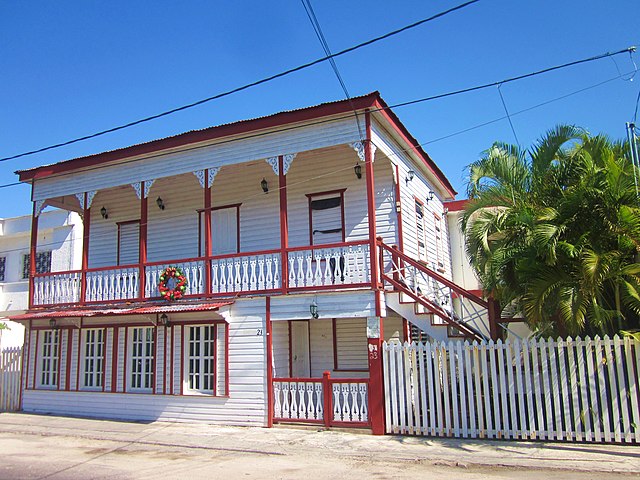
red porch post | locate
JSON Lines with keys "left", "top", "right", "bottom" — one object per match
{"left": 364, "top": 111, "right": 379, "bottom": 289}
{"left": 139, "top": 182, "right": 148, "bottom": 300}
{"left": 28, "top": 202, "right": 39, "bottom": 309}
{"left": 278, "top": 155, "right": 289, "bottom": 294}
{"left": 488, "top": 296, "right": 501, "bottom": 341}
{"left": 204, "top": 170, "right": 212, "bottom": 294}
{"left": 368, "top": 314, "right": 385, "bottom": 435}
{"left": 322, "top": 371, "right": 332, "bottom": 428}
{"left": 80, "top": 192, "right": 90, "bottom": 304}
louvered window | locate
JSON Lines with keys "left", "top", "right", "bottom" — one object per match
{"left": 333, "top": 318, "right": 368, "bottom": 371}
{"left": 118, "top": 221, "right": 140, "bottom": 265}
{"left": 308, "top": 191, "right": 345, "bottom": 245}
{"left": 415, "top": 200, "right": 427, "bottom": 261}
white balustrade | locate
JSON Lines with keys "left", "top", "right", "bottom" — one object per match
{"left": 211, "top": 252, "right": 280, "bottom": 294}
{"left": 273, "top": 380, "right": 324, "bottom": 421}
{"left": 332, "top": 381, "right": 369, "bottom": 423}
{"left": 145, "top": 260, "right": 205, "bottom": 298}
{"left": 287, "top": 243, "right": 370, "bottom": 289}
{"left": 85, "top": 267, "right": 139, "bottom": 302}
{"left": 32, "top": 272, "right": 82, "bottom": 306}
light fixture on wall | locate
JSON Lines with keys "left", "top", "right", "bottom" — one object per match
{"left": 49, "top": 318, "right": 57, "bottom": 329}
{"left": 159, "top": 313, "right": 170, "bottom": 327}
{"left": 156, "top": 197, "right": 165, "bottom": 210}
{"left": 405, "top": 170, "right": 415, "bottom": 184}
{"left": 100, "top": 206, "right": 108, "bottom": 219}
{"left": 425, "top": 191, "right": 435, "bottom": 203}
{"left": 353, "top": 163, "right": 362, "bottom": 179}
{"left": 261, "top": 178, "right": 269, "bottom": 193}
{"left": 310, "top": 300, "right": 319, "bottom": 319}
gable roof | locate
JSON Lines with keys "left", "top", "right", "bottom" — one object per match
{"left": 16, "top": 92, "right": 455, "bottom": 196}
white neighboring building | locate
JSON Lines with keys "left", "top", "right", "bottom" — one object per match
{"left": 0, "top": 210, "right": 83, "bottom": 347}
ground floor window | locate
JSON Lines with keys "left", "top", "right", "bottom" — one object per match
{"left": 185, "top": 325, "right": 216, "bottom": 394}
{"left": 82, "top": 329, "right": 104, "bottom": 389}
{"left": 129, "top": 327, "right": 154, "bottom": 392}
{"left": 39, "top": 330, "right": 59, "bottom": 388}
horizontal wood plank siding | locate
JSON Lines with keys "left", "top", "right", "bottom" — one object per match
{"left": 270, "top": 291, "right": 376, "bottom": 321}
{"left": 33, "top": 117, "right": 364, "bottom": 201}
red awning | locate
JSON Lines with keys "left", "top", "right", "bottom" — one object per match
{"left": 9, "top": 301, "right": 234, "bottom": 321}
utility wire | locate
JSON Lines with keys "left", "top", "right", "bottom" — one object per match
{"left": 1, "top": 70, "right": 633, "bottom": 254}
{"left": 0, "top": 49, "right": 635, "bottom": 193}
{"left": 0, "top": 0, "right": 481, "bottom": 163}
{"left": 300, "top": 0, "right": 365, "bottom": 141}
{"left": 497, "top": 84, "right": 520, "bottom": 147}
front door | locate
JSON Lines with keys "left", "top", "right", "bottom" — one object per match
{"left": 290, "top": 321, "right": 310, "bottom": 377}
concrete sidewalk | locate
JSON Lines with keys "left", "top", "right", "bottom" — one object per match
{"left": 0, "top": 413, "right": 638, "bottom": 478}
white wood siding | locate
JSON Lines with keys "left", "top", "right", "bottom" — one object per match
{"left": 156, "top": 327, "right": 165, "bottom": 394}
{"left": 270, "top": 291, "right": 376, "bottom": 321}
{"left": 335, "top": 318, "right": 368, "bottom": 371}
{"left": 22, "top": 299, "right": 268, "bottom": 426}
{"left": 27, "top": 329, "right": 36, "bottom": 389}
{"left": 69, "top": 329, "right": 79, "bottom": 391}
{"left": 59, "top": 329, "right": 68, "bottom": 389}
{"left": 104, "top": 328, "right": 113, "bottom": 392}
{"left": 33, "top": 116, "right": 364, "bottom": 201}
{"left": 384, "top": 316, "right": 404, "bottom": 343}
{"left": 116, "top": 327, "right": 125, "bottom": 392}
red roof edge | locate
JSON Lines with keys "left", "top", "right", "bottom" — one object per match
{"left": 17, "top": 93, "right": 382, "bottom": 182}
{"left": 372, "top": 97, "right": 457, "bottom": 198}
{"left": 444, "top": 199, "right": 469, "bottom": 212}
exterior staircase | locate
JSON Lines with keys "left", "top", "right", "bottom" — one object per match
{"left": 377, "top": 240, "right": 496, "bottom": 342}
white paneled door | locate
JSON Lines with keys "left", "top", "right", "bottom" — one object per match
{"left": 290, "top": 321, "right": 310, "bottom": 377}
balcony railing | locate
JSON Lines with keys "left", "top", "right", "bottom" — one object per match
{"left": 30, "top": 240, "right": 371, "bottom": 307}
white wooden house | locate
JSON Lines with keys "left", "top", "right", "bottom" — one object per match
{"left": 11, "top": 93, "right": 498, "bottom": 433}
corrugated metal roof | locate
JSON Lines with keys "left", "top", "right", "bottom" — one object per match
{"left": 9, "top": 301, "right": 233, "bottom": 321}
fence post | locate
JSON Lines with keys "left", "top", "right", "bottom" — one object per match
{"left": 323, "top": 371, "right": 332, "bottom": 428}
{"left": 488, "top": 297, "right": 501, "bottom": 341}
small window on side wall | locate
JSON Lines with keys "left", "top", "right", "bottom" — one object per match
{"left": 0, "top": 256, "right": 5, "bottom": 282}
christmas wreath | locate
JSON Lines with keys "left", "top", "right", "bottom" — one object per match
{"left": 158, "top": 266, "right": 188, "bottom": 301}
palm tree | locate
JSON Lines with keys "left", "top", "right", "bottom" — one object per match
{"left": 462, "top": 126, "right": 640, "bottom": 337}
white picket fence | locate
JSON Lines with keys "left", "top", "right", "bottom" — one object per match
{"left": 383, "top": 336, "right": 640, "bottom": 443}
{"left": 0, "top": 347, "right": 22, "bottom": 411}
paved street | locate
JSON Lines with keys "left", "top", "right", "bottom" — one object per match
{"left": 0, "top": 413, "right": 638, "bottom": 479}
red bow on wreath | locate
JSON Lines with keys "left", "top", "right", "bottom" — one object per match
{"left": 158, "top": 266, "right": 188, "bottom": 301}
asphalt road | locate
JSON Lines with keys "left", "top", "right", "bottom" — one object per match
{"left": 0, "top": 413, "right": 638, "bottom": 479}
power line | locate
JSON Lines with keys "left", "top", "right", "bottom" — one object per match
{"left": 300, "top": 0, "right": 365, "bottom": 141}
{"left": 0, "top": 49, "right": 634, "bottom": 194}
{"left": 0, "top": 71, "right": 633, "bottom": 255}
{"left": 0, "top": 0, "right": 481, "bottom": 163}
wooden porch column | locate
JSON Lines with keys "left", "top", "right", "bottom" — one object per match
{"left": 367, "top": 315, "right": 385, "bottom": 435}
{"left": 364, "top": 111, "right": 379, "bottom": 290}
{"left": 139, "top": 182, "right": 148, "bottom": 300}
{"left": 278, "top": 155, "right": 289, "bottom": 294}
{"left": 28, "top": 202, "right": 39, "bottom": 309}
{"left": 266, "top": 297, "right": 274, "bottom": 427}
{"left": 80, "top": 192, "right": 90, "bottom": 305}
{"left": 204, "top": 169, "right": 213, "bottom": 294}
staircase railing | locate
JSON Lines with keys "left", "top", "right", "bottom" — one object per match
{"left": 377, "top": 240, "right": 490, "bottom": 341}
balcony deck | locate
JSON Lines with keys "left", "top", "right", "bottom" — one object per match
{"left": 31, "top": 240, "right": 371, "bottom": 307}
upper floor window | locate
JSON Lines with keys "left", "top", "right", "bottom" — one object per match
{"left": 129, "top": 327, "right": 155, "bottom": 392}
{"left": 38, "top": 330, "right": 59, "bottom": 388}
{"left": 0, "top": 256, "right": 5, "bottom": 282}
{"left": 22, "top": 251, "right": 52, "bottom": 279}
{"left": 117, "top": 221, "right": 140, "bottom": 265}
{"left": 307, "top": 190, "right": 346, "bottom": 245}
{"left": 82, "top": 328, "right": 104, "bottom": 389}
{"left": 198, "top": 205, "right": 240, "bottom": 257}
{"left": 415, "top": 200, "right": 427, "bottom": 262}
{"left": 433, "top": 213, "right": 445, "bottom": 272}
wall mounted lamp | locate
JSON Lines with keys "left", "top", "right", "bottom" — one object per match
{"left": 156, "top": 197, "right": 165, "bottom": 210}
{"left": 353, "top": 163, "right": 362, "bottom": 179}
{"left": 261, "top": 178, "right": 269, "bottom": 193}
{"left": 159, "top": 313, "right": 170, "bottom": 327}
{"left": 405, "top": 170, "right": 415, "bottom": 184}
{"left": 100, "top": 206, "right": 108, "bottom": 219}
{"left": 425, "top": 191, "right": 435, "bottom": 203}
{"left": 310, "top": 300, "right": 319, "bottom": 319}
{"left": 49, "top": 318, "right": 57, "bottom": 329}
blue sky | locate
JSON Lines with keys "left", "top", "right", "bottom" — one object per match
{"left": 1, "top": 1, "right": 638, "bottom": 217}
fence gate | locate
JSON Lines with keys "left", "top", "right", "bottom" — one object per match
{"left": 0, "top": 347, "right": 22, "bottom": 411}
{"left": 382, "top": 336, "right": 640, "bottom": 443}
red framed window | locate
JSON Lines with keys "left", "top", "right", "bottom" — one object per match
{"left": 117, "top": 220, "right": 140, "bottom": 266}
{"left": 414, "top": 198, "right": 427, "bottom": 262}
{"left": 306, "top": 189, "right": 346, "bottom": 245}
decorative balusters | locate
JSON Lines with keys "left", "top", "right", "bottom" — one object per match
{"left": 210, "top": 252, "right": 280, "bottom": 295}
{"left": 85, "top": 267, "right": 139, "bottom": 302}
{"left": 144, "top": 261, "right": 205, "bottom": 297}
{"left": 272, "top": 378, "right": 368, "bottom": 425}
{"left": 31, "top": 272, "right": 81, "bottom": 306}
{"left": 286, "top": 243, "right": 370, "bottom": 289}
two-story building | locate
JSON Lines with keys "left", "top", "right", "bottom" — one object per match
{"left": 11, "top": 92, "right": 497, "bottom": 434}
{"left": 0, "top": 210, "right": 82, "bottom": 348}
